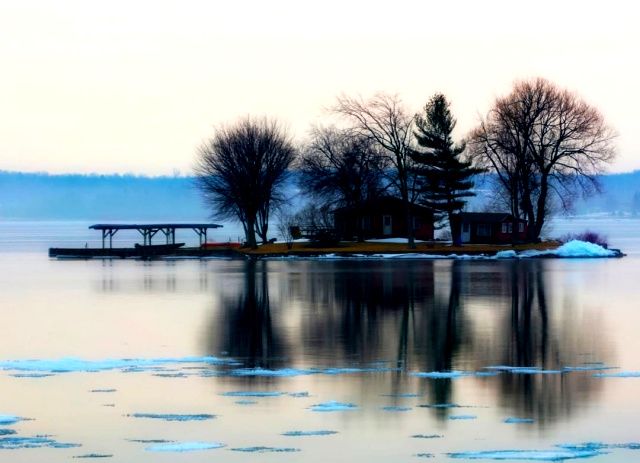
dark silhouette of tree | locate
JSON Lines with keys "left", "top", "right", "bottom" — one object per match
{"left": 333, "top": 93, "right": 420, "bottom": 248}
{"left": 298, "top": 126, "right": 387, "bottom": 241}
{"left": 195, "top": 117, "right": 296, "bottom": 248}
{"left": 470, "top": 78, "right": 616, "bottom": 241}
{"left": 412, "top": 93, "right": 483, "bottom": 245}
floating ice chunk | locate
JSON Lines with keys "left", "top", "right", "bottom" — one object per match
{"left": 230, "top": 368, "right": 314, "bottom": 377}
{"left": 129, "top": 413, "right": 215, "bottom": 421}
{"left": 382, "top": 393, "right": 421, "bottom": 398}
{"left": 230, "top": 446, "right": 300, "bottom": 453}
{"left": 593, "top": 371, "right": 640, "bottom": 378}
{"left": 562, "top": 365, "right": 617, "bottom": 372}
{"left": 10, "top": 373, "right": 54, "bottom": 378}
{"left": 73, "top": 454, "right": 113, "bottom": 458}
{"left": 221, "top": 391, "right": 284, "bottom": 397}
{"left": 418, "top": 403, "right": 462, "bottom": 409}
{"left": 415, "top": 453, "right": 434, "bottom": 458}
{"left": 411, "top": 434, "right": 443, "bottom": 439}
{"left": 0, "top": 436, "right": 81, "bottom": 449}
{"left": 0, "top": 430, "right": 16, "bottom": 436}
{"left": 448, "top": 449, "right": 604, "bottom": 460}
{"left": 475, "top": 371, "right": 501, "bottom": 377}
{"left": 504, "top": 417, "right": 534, "bottom": 424}
{"left": 0, "top": 415, "right": 24, "bottom": 425}
{"left": 235, "top": 400, "right": 257, "bottom": 405}
{"left": 411, "top": 371, "right": 468, "bottom": 379}
{"left": 90, "top": 389, "right": 116, "bottom": 393}
{"left": 0, "top": 356, "right": 235, "bottom": 374}
{"left": 449, "top": 415, "right": 477, "bottom": 420}
{"left": 282, "top": 430, "right": 338, "bottom": 437}
{"left": 557, "top": 442, "right": 640, "bottom": 451}
{"left": 153, "top": 372, "right": 187, "bottom": 378}
{"left": 310, "top": 401, "right": 357, "bottom": 412}
{"left": 484, "top": 366, "right": 540, "bottom": 372}
{"left": 289, "top": 391, "right": 310, "bottom": 398}
{"left": 145, "top": 442, "right": 225, "bottom": 452}
{"left": 382, "top": 406, "right": 412, "bottom": 412}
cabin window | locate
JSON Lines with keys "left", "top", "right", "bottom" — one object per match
{"left": 519, "top": 222, "right": 525, "bottom": 232}
{"left": 501, "top": 222, "right": 512, "bottom": 234}
{"left": 361, "top": 216, "right": 371, "bottom": 231}
{"left": 462, "top": 223, "right": 470, "bottom": 233}
{"left": 477, "top": 223, "right": 491, "bottom": 237}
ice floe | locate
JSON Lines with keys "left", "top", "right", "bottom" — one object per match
{"left": 282, "top": 430, "right": 338, "bottom": 436}
{"left": 89, "top": 389, "right": 116, "bottom": 393}
{"left": 0, "top": 356, "right": 235, "bottom": 374}
{"left": 449, "top": 415, "right": 477, "bottom": 420}
{"left": 504, "top": 417, "right": 534, "bottom": 424}
{"left": 310, "top": 401, "right": 357, "bottom": 412}
{"left": 418, "top": 403, "right": 462, "bottom": 409}
{"left": 128, "top": 413, "right": 215, "bottom": 421}
{"left": 414, "top": 453, "right": 434, "bottom": 458}
{"left": 447, "top": 449, "right": 604, "bottom": 460}
{"left": 381, "top": 406, "right": 412, "bottom": 412}
{"left": 0, "top": 430, "right": 16, "bottom": 436}
{"left": 411, "top": 371, "right": 468, "bottom": 379}
{"left": 411, "top": 434, "right": 443, "bottom": 439}
{"left": 73, "top": 454, "right": 113, "bottom": 458}
{"left": 0, "top": 436, "right": 81, "bottom": 449}
{"left": 235, "top": 400, "right": 257, "bottom": 405}
{"left": 0, "top": 415, "right": 25, "bottom": 425}
{"left": 557, "top": 442, "right": 640, "bottom": 451}
{"left": 230, "top": 446, "right": 300, "bottom": 453}
{"left": 593, "top": 371, "right": 640, "bottom": 378}
{"left": 145, "top": 441, "right": 225, "bottom": 452}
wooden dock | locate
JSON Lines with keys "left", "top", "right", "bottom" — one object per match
{"left": 48, "top": 223, "right": 239, "bottom": 259}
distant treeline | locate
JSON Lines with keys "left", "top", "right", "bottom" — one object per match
{"left": 0, "top": 169, "right": 638, "bottom": 221}
{"left": 0, "top": 171, "right": 209, "bottom": 220}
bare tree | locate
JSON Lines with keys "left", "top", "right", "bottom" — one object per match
{"left": 298, "top": 126, "right": 387, "bottom": 241}
{"left": 333, "top": 93, "right": 420, "bottom": 248}
{"left": 470, "top": 78, "right": 616, "bottom": 241}
{"left": 195, "top": 117, "right": 297, "bottom": 248}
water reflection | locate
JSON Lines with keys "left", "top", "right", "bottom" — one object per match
{"left": 213, "top": 260, "right": 287, "bottom": 369}
{"left": 205, "top": 258, "right": 610, "bottom": 425}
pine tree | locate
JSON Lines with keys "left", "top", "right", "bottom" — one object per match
{"left": 412, "top": 93, "right": 483, "bottom": 245}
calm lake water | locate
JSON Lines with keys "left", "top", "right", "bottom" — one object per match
{"left": 0, "top": 219, "right": 639, "bottom": 462}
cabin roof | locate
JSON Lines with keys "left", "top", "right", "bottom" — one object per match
{"left": 458, "top": 212, "right": 523, "bottom": 223}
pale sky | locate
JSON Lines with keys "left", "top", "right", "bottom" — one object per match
{"left": 1, "top": 0, "right": 639, "bottom": 175}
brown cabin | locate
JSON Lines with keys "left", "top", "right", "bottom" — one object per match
{"left": 453, "top": 212, "right": 527, "bottom": 244}
{"left": 333, "top": 197, "right": 434, "bottom": 241}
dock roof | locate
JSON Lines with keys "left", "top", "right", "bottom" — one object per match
{"left": 89, "top": 223, "right": 222, "bottom": 230}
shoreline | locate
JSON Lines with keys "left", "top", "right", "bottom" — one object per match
{"left": 48, "top": 240, "right": 626, "bottom": 260}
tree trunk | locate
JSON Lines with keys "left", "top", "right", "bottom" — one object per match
{"left": 449, "top": 212, "right": 462, "bottom": 246}
{"left": 246, "top": 215, "right": 258, "bottom": 249}
{"left": 404, "top": 198, "right": 415, "bottom": 249}
{"left": 533, "top": 174, "right": 549, "bottom": 242}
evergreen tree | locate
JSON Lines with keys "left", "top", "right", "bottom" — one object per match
{"left": 412, "top": 93, "right": 482, "bottom": 245}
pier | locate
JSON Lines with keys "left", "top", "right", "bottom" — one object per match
{"left": 48, "top": 223, "right": 236, "bottom": 259}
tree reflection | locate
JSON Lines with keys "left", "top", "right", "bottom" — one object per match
{"left": 204, "top": 258, "right": 609, "bottom": 425}
{"left": 212, "top": 260, "right": 286, "bottom": 369}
